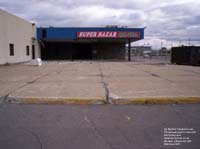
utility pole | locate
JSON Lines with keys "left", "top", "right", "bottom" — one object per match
{"left": 188, "top": 38, "right": 191, "bottom": 46}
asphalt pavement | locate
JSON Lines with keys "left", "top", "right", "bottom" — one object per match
{"left": 0, "top": 104, "right": 200, "bottom": 149}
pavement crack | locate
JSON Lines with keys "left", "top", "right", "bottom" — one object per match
{"left": 2, "top": 94, "right": 10, "bottom": 103}
{"left": 150, "top": 72, "right": 173, "bottom": 83}
{"left": 3, "top": 72, "right": 51, "bottom": 103}
{"left": 84, "top": 115, "right": 114, "bottom": 149}
{"left": 22, "top": 129, "right": 43, "bottom": 149}
{"left": 27, "top": 72, "right": 50, "bottom": 84}
{"left": 172, "top": 106, "right": 190, "bottom": 124}
{"left": 29, "top": 131, "right": 43, "bottom": 149}
{"left": 139, "top": 69, "right": 173, "bottom": 83}
{"left": 116, "top": 126, "right": 133, "bottom": 146}
{"left": 126, "top": 63, "right": 173, "bottom": 83}
{"left": 175, "top": 67, "right": 200, "bottom": 75}
{"left": 3, "top": 93, "right": 21, "bottom": 103}
{"left": 98, "top": 63, "right": 111, "bottom": 104}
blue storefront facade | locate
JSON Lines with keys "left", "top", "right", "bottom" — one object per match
{"left": 37, "top": 27, "right": 144, "bottom": 60}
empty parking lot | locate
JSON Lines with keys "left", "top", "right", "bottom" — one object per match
{"left": 0, "top": 61, "right": 200, "bottom": 104}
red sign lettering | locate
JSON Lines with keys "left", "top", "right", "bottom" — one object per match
{"left": 77, "top": 32, "right": 140, "bottom": 38}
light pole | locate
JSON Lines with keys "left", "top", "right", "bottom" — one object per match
{"left": 188, "top": 38, "right": 191, "bottom": 46}
{"left": 161, "top": 40, "right": 163, "bottom": 56}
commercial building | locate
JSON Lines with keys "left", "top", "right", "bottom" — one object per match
{"left": 37, "top": 27, "right": 144, "bottom": 60}
{"left": 0, "top": 9, "right": 40, "bottom": 65}
{"left": 0, "top": 9, "right": 144, "bottom": 64}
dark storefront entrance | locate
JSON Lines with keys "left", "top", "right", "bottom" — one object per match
{"left": 41, "top": 41, "right": 126, "bottom": 60}
{"left": 72, "top": 43, "right": 92, "bottom": 60}
{"left": 41, "top": 42, "right": 93, "bottom": 60}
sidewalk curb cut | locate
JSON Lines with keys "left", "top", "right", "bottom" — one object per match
{"left": 111, "top": 97, "right": 200, "bottom": 105}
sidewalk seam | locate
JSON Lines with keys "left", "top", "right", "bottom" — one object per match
{"left": 98, "top": 63, "right": 110, "bottom": 104}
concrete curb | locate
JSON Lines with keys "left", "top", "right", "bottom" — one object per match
{"left": 6, "top": 97, "right": 106, "bottom": 105}
{"left": 4, "top": 96, "right": 200, "bottom": 105}
{"left": 0, "top": 96, "right": 5, "bottom": 104}
{"left": 111, "top": 97, "right": 200, "bottom": 105}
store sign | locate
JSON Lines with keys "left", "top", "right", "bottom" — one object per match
{"left": 77, "top": 31, "right": 140, "bottom": 38}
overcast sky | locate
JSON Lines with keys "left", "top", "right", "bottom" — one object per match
{"left": 1, "top": 0, "right": 200, "bottom": 49}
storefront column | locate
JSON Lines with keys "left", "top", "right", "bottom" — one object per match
{"left": 128, "top": 39, "right": 131, "bottom": 61}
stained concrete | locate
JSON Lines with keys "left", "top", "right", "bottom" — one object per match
{"left": 101, "top": 62, "right": 200, "bottom": 101}
{"left": 0, "top": 61, "right": 200, "bottom": 104}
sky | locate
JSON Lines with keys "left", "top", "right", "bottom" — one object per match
{"left": 0, "top": 0, "right": 200, "bottom": 49}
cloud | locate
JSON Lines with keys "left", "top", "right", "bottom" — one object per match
{"left": 0, "top": 0, "right": 200, "bottom": 49}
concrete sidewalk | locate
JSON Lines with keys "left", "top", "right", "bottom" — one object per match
{"left": 0, "top": 61, "right": 200, "bottom": 104}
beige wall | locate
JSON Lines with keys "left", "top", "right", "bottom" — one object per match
{"left": 0, "top": 9, "right": 40, "bottom": 64}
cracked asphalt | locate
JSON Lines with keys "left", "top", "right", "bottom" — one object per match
{"left": 0, "top": 104, "right": 200, "bottom": 149}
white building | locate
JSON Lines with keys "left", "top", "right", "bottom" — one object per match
{"left": 0, "top": 9, "right": 40, "bottom": 65}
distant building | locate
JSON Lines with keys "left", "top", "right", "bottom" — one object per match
{"left": 126, "top": 46, "right": 151, "bottom": 56}
{"left": 151, "top": 50, "right": 159, "bottom": 56}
